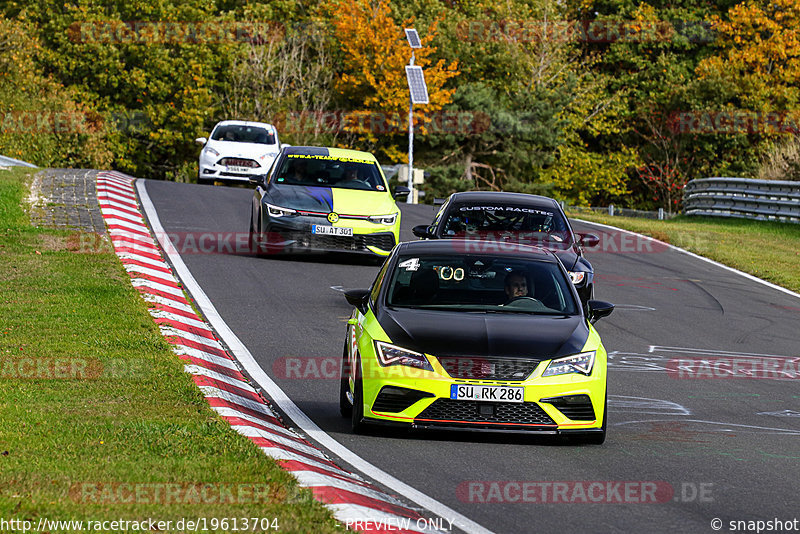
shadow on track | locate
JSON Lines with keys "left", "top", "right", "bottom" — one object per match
{"left": 309, "top": 403, "right": 589, "bottom": 448}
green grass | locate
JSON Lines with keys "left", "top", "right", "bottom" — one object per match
{"left": 0, "top": 167, "right": 345, "bottom": 532}
{"left": 567, "top": 210, "right": 800, "bottom": 293}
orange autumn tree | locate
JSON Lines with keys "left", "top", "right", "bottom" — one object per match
{"left": 324, "top": 0, "right": 459, "bottom": 161}
{"left": 696, "top": 0, "right": 800, "bottom": 110}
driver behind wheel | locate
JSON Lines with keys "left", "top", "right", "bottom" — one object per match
{"left": 504, "top": 270, "right": 533, "bottom": 303}
{"left": 341, "top": 167, "right": 361, "bottom": 183}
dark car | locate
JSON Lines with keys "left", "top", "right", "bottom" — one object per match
{"left": 340, "top": 239, "right": 614, "bottom": 443}
{"left": 248, "top": 146, "right": 409, "bottom": 257}
{"left": 412, "top": 191, "right": 599, "bottom": 304}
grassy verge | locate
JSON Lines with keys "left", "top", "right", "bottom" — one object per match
{"left": 566, "top": 210, "right": 800, "bottom": 293}
{"left": 0, "top": 167, "right": 344, "bottom": 532}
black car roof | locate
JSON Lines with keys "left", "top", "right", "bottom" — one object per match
{"left": 396, "top": 239, "right": 559, "bottom": 261}
{"left": 447, "top": 191, "right": 560, "bottom": 209}
{"left": 282, "top": 146, "right": 329, "bottom": 156}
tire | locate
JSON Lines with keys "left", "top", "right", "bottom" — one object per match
{"left": 350, "top": 354, "right": 366, "bottom": 434}
{"left": 339, "top": 342, "right": 352, "bottom": 418}
{"left": 248, "top": 211, "right": 259, "bottom": 255}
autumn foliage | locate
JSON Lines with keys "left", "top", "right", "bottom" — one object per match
{"left": 5, "top": 0, "right": 800, "bottom": 205}
{"left": 324, "top": 0, "right": 459, "bottom": 160}
{"left": 697, "top": 0, "right": 800, "bottom": 110}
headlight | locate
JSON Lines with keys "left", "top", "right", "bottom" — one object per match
{"left": 568, "top": 271, "right": 586, "bottom": 285}
{"left": 542, "top": 351, "right": 596, "bottom": 377}
{"left": 204, "top": 146, "right": 220, "bottom": 157}
{"left": 260, "top": 152, "right": 278, "bottom": 161}
{"left": 375, "top": 341, "right": 433, "bottom": 371}
{"left": 367, "top": 213, "right": 398, "bottom": 225}
{"left": 266, "top": 203, "right": 297, "bottom": 217}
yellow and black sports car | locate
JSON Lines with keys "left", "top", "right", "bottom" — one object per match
{"left": 340, "top": 239, "right": 615, "bottom": 444}
{"left": 249, "top": 146, "right": 409, "bottom": 257}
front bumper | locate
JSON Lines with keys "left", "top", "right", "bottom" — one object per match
{"left": 198, "top": 156, "right": 274, "bottom": 183}
{"left": 260, "top": 215, "right": 398, "bottom": 256}
{"left": 356, "top": 349, "right": 607, "bottom": 433}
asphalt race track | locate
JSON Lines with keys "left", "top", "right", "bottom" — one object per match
{"left": 143, "top": 180, "right": 800, "bottom": 534}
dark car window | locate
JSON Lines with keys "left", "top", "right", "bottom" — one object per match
{"left": 385, "top": 254, "right": 578, "bottom": 315}
{"left": 273, "top": 154, "right": 387, "bottom": 191}
{"left": 429, "top": 198, "right": 450, "bottom": 234}
{"left": 211, "top": 125, "right": 276, "bottom": 145}
{"left": 442, "top": 204, "right": 572, "bottom": 246}
{"left": 370, "top": 258, "right": 392, "bottom": 309}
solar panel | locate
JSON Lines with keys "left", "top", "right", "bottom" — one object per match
{"left": 405, "top": 28, "right": 422, "bottom": 48}
{"left": 406, "top": 66, "right": 429, "bottom": 104}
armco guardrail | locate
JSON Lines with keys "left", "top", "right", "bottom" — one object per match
{"left": 0, "top": 155, "right": 37, "bottom": 168}
{"left": 684, "top": 177, "right": 800, "bottom": 224}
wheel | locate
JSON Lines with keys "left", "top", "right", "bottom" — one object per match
{"left": 350, "top": 354, "right": 366, "bottom": 434}
{"left": 506, "top": 296, "right": 540, "bottom": 304}
{"left": 339, "top": 342, "right": 352, "bottom": 418}
{"left": 248, "top": 211, "right": 259, "bottom": 255}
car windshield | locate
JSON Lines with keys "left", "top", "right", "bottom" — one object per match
{"left": 211, "top": 125, "right": 276, "bottom": 145}
{"left": 272, "top": 155, "right": 387, "bottom": 191}
{"left": 386, "top": 254, "right": 579, "bottom": 315}
{"left": 442, "top": 204, "right": 572, "bottom": 248}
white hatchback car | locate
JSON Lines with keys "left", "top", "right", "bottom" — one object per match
{"left": 195, "top": 121, "right": 281, "bottom": 185}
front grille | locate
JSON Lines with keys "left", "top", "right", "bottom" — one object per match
{"left": 437, "top": 356, "right": 540, "bottom": 381}
{"left": 416, "top": 399, "right": 555, "bottom": 426}
{"left": 219, "top": 157, "right": 259, "bottom": 168}
{"left": 363, "top": 233, "right": 396, "bottom": 250}
{"left": 541, "top": 395, "right": 595, "bottom": 421}
{"left": 372, "top": 386, "right": 434, "bottom": 413}
{"left": 286, "top": 231, "right": 395, "bottom": 252}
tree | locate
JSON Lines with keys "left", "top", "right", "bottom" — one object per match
{"left": 323, "top": 0, "right": 459, "bottom": 161}
{"left": 696, "top": 0, "right": 800, "bottom": 182}
{"left": 696, "top": 0, "right": 800, "bottom": 110}
{"left": 219, "top": 22, "right": 335, "bottom": 146}
{"left": 7, "top": 0, "right": 238, "bottom": 180}
{"left": 0, "top": 17, "right": 111, "bottom": 169}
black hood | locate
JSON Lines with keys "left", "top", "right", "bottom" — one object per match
{"left": 377, "top": 307, "right": 589, "bottom": 359}
{"left": 265, "top": 184, "right": 334, "bottom": 212}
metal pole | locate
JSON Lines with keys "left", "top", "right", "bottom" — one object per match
{"left": 407, "top": 53, "right": 415, "bottom": 204}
